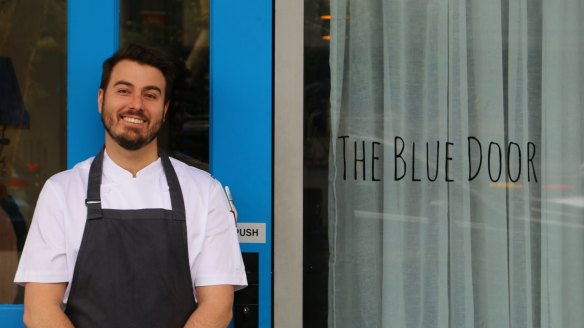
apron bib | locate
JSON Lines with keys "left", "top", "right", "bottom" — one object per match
{"left": 65, "top": 148, "right": 196, "bottom": 327}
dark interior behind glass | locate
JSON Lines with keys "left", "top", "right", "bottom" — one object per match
{"left": 120, "top": 0, "right": 210, "bottom": 170}
{"left": 304, "top": 0, "right": 331, "bottom": 326}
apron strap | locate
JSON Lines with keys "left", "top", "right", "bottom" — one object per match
{"left": 160, "top": 151, "right": 186, "bottom": 220}
{"left": 86, "top": 147, "right": 105, "bottom": 220}
{"left": 85, "top": 147, "right": 186, "bottom": 221}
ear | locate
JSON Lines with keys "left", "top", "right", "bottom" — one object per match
{"left": 162, "top": 100, "right": 170, "bottom": 122}
{"left": 98, "top": 89, "right": 104, "bottom": 114}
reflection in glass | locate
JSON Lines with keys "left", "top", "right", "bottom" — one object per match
{"left": 120, "top": 0, "right": 210, "bottom": 169}
{"left": 0, "top": 0, "right": 67, "bottom": 304}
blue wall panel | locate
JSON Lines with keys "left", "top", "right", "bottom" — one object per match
{"left": 67, "top": 0, "right": 119, "bottom": 167}
{"left": 0, "top": 305, "right": 24, "bottom": 328}
{"left": 210, "top": 0, "right": 273, "bottom": 326}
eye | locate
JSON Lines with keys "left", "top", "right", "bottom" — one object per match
{"left": 144, "top": 92, "right": 159, "bottom": 100}
{"left": 116, "top": 88, "right": 130, "bottom": 94}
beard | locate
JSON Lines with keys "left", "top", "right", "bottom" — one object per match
{"left": 101, "top": 108, "right": 164, "bottom": 151}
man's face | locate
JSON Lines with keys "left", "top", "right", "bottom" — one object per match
{"left": 98, "top": 59, "right": 169, "bottom": 151}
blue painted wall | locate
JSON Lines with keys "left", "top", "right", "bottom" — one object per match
{"left": 210, "top": 0, "right": 273, "bottom": 326}
{"left": 67, "top": 0, "right": 119, "bottom": 167}
{"left": 0, "top": 305, "right": 24, "bottom": 328}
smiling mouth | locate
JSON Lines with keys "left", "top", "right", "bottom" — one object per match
{"left": 122, "top": 116, "right": 146, "bottom": 124}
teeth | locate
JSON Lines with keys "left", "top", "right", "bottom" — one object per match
{"left": 123, "top": 117, "right": 145, "bottom": 124}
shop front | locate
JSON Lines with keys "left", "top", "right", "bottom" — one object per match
{"left": 0, "top": 0, "right": 271, "bottom": 326}
{"left": 2, "top": 0, "right": 584, "bottom": 327}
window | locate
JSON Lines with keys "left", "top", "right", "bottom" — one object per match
{"left": 304, "top": 0, "right": 584, "bottom": 326}
{"left": 304, "top": 0, "right": 331, "bottom": 326}
{"left": 0, "top": 0, "right": 67, "bottom": 304}
{"left": 120, "top": 0, "right": 210, "bottom": 168}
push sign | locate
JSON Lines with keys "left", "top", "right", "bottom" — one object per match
{"left": 236, "top": 223, "right": 266, "bottom": 244}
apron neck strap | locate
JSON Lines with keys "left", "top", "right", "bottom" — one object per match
{"left": 85, "top": 147, "right": 186, "bottom": 220}
{"left": 159, "top": 149, "right": 186, "bottom": 220}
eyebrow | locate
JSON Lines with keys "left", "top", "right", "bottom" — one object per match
{"left": 143, "top": 86, "right": 162, "bottom": 94}
{"left": 113, "top": 80, "right": 133, "bottom": 88}
{"left": 113, "top": 80, "right": 162, "bottom": 94}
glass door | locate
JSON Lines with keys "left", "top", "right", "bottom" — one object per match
{"left": 0, "top": 1, "right": 67, "bottom": 325}
{"left": 0, "top": 0, "right": 273, "bottom": 326}
{"left": 119, "top": 0, "right": 210, "bottom": 169}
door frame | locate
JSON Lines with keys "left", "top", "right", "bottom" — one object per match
{"left": 273, "top": 0, "right": 303, "bottom": 327}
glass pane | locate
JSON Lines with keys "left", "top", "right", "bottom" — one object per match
{"left": 303, "top": 0, "right": 330, "bottom": 326}
{"left": 305, "top": 0, "right": 584, "bottom": 327}
{"left": 0, "top": 0, "right": 67, "bottom": 304}
{"left": 120, "top": 0, "right": 209, "bottom": 170}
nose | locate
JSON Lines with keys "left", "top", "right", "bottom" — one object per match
{"left": 129, "top": 92, "right": 143, "bottom": 110}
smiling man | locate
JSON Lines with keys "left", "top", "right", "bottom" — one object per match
{"left": 14, "top": 44, "right": 247, "bottom": 328}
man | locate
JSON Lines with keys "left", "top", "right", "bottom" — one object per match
{"left": 14, "top": 44, "right": 247, "bottom": 327}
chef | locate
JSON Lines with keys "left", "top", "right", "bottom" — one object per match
{"left": 14, "top": 44, "right": 247, "bottom": 327}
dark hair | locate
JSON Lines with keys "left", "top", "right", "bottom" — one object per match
{"left": 100, "top": 44, "right": 177, "bottom": 102}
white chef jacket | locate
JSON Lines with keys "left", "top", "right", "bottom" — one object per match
{"left": 14, "top": 150, "right": 247, "bottom": 302}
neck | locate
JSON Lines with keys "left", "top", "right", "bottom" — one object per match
{"left": 104, "top": 135, "right": 159, "bottom": 177}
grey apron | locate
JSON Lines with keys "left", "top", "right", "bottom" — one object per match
{"left": 65, "top": 148, "right": 196, "bottom": 327}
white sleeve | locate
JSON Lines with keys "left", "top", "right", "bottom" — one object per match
{"left": 14, "top": 179, "right": 68, "bottom": 284}
{"left": 193, "top": 180, "right": 247, "bottom": 290}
